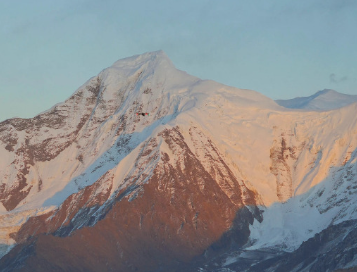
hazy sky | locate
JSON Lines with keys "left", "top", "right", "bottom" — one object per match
{"left": 1, "top": 0, "right": 356, "bottom": 121}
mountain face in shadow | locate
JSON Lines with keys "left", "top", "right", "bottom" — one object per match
{"left": 1, "top": 51, "right": 357, "bottom": 271}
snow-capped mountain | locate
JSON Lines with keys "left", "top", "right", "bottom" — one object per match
{"left": 0, "top": 51, "right": 357, "bottom": 272}
{"left": 276, "top": 89, "right": 357, "bottom": 110}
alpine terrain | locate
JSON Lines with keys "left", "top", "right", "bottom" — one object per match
{"left": 0, "top": 51, "right": 357, "bottom": 272}
{"left": 276, "top": 89, "right": 357, "bottom": 111}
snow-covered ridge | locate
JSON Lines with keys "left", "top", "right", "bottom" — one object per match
{"left": 276, "top": 89, "right": 357, "bottom": 110}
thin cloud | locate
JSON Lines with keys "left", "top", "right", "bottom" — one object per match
{"left": 330, "top": 73, "right": 348, "bottom": 83}
{"left": 329, "top": 0, "right": 357, "bottom": 11}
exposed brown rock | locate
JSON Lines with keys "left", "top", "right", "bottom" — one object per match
{"left": 1, "top": 126, "right": 259, "bottom": 272}
{"left": 11, "top": 171, "right": 114, "bottom": 245}
{"left": 270, "top": 134, "right": 300, "bottom": 202}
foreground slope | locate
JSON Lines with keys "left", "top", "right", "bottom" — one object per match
{"left": 0, "top": 51, "right": 357, "bottom": 271}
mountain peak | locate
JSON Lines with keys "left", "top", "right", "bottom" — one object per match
{"left": 276, "top": 89, "right": 357, "bottom": 110}
{"left": 2, "top": 52, "right": 357, "bottom": 271}
{"left": 110, "top": 50, "right": 173, "bottom": 70}
{"left": 315, "top": 89, "right": 336, "bottom": 96}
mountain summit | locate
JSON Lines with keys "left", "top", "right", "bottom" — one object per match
{"left": 1, "top": 52, "right": 357, "bottom": 271}
{"left": 276, "top": 89, "right": 357, "bottom": 110}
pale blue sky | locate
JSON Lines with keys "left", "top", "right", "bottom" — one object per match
{"left": 1, "top": 0, "right": 356, "bottom": 121}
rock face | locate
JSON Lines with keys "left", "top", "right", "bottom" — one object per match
{"left": 0, "top": 78, "right": 100, "bottom": 211}
{"left": 1, "top": 51, "right": 357, "bottom": 271}
{"left": 1, "top": 125, "right": 261, "bottom": 271}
